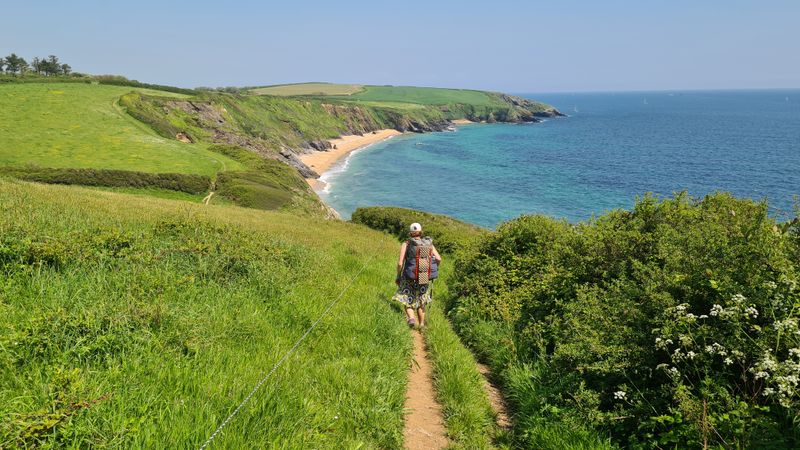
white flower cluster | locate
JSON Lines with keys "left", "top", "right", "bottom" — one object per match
{"left": 764, "top": 372, "right": 800, "bottom": 408}
{"left": 654, "top": 289, "right": 800, "bottom": 411}
{"left": 654, "top": 337, "right": 673, "bottom": 350}
{"left": 671, "top": 303, "right": 698, "bottom": 323}
{"left": 776, "top": 318, "right": 799, "bottom": 335}
{"left": 655, "top": 363, "right": 681, "bottom": 378}
{"left": 749, "top": 350, "right": 800, "bottom": 406}
{"left": 613, "top": 391, "right": 627, "bottom": 400}
{"left": 705, "top": 342, "right": 727, "bottom": 356}
{"left": 705, "top": 295, "right": 762, "bottom": 321}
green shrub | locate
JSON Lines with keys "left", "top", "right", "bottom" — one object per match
{"left": 2, "top": 166, "right": 210, "bottom": 194}
{"left": 95, "top": 75, "right": 196, "bottom": 95}
{"left": 351, "top": 206, "right": 487, "bottom": 254}
{"left": 449, "top": 192, "right": 800, "bottom": 448}
{"left": 208, "top": 145, "right": 322, "bottom": 214}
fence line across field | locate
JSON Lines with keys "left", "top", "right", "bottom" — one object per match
{"left": 198, "top": 257, "right": 373, "bottom": 450}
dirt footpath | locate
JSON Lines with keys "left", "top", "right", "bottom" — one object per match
{"left": 403, "top": 330, "right": 448, "bottom": 449}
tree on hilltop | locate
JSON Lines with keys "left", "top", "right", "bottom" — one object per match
{"left": 3, "top": 53, "right": 28, "bottom": 75}
{"left": 31, "top": 57, "right": 42, "bottom": 75}
{"left": 3, "top": 53, "right": 73, "bottom": 76}
{"left": 44, "top": 55, "right": 60, "bottom": 76}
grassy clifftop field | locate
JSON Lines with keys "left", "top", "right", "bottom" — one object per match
{"left": 0, "top": 83, "right": 241, "bottom": 174}
{"left": 0, "top": 178, "right": 410, "bottom": 447}
{"left": 1, "top": 78, "right": 560, "bottom": 217}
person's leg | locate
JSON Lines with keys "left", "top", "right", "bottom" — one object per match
{"left": 405, "top": 307, "right": 416, "bottom": 326}
{"left": 417, "top": 306, "right": 426, "bottom": 327}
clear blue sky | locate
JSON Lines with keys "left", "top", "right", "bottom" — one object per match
{"left": 3, "top": 0, "right": 798, "bottom": 92}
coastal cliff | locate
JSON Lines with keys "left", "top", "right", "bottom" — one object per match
{"left": 121, "top": 87, "right": 563, "bottom": 179}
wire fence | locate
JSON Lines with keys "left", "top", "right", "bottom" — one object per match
{"left": 198, "top": 257, "right": 373, "bottom": 450}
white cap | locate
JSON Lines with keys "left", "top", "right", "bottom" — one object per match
{"left": 409, "top": 222, "right": 422, "bottom": 232}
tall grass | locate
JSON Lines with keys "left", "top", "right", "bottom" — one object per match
{"left": 0, "top": 179, "right": 411, "bottom": 448}
{"left": 0, "top": 83, "right": 241, "bottom": 175}
{"left": 423, "top": 267, "right": 499, "bottom": 449}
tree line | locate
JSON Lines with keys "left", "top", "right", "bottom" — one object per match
{"left": 0, "top": 53, "right": 72, "bottom": 76}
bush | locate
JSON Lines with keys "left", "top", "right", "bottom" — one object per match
{"left": 351, "top": 206, "right": 487, "bottom": 254}
{"left": 118, "top": 93, "right": 184, "bottom": 140}
{"left": 2, "top": 166, "right": 210, "bottom": 194}
{"left": 208, "top": 145, "right": 321, "bottom": 214}
{"left": 449, "top": 192, "right": 800, "bottom": 448}
{"left": 94, "top": 75, "right": 196, "bottom": 96}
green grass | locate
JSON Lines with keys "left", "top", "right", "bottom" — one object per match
{"left": 82, "top": 186, "right": 210, "bottom": 203}
{"left": 342, "top": 100, "right": 427, "bottom": 110}
{"left": 0, "top": 83, "right": 242, "bottom": 175}
{"left": 346, "top": 86, "right": 505, "bottom": 106}
{"left": 423, "top": 267, "right": 500, "bottom": 449}
{"left": 208, "top": 145, "right": 328, "bottom": 216}
{"left": 250, "top": 83, "right": 364, "bottom": 96}
{"left": 0, "top": 179, "right": 412, "bottom": 448}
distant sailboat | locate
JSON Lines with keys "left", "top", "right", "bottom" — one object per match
{"left": 643, "top": 98, "right": 648, "bottom": 105}
{"left": 573, "top": 106, "right": 579, "bottom": 113}
{"left": 786, "top": 96, "right": 790, "bottom": 102}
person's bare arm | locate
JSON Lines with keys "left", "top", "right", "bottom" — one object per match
{"left": 432, "top": 245, "right": 442, "bottom": 263}
{"left": 396, "top": 241, "right": 408, "bottom": 279}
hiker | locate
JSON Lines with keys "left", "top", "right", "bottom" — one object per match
{"left": 394, "top": 222, "right": 442, "bottom": 329}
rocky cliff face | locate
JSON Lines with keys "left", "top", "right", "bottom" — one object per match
{"left": 494, "top": 93, "right": 565, "bottom": 120}
{"left": 135, "top": 91, "right": 563, "bottom": 181}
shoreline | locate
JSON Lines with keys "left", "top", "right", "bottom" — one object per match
{"left": 301, "top": 119, "right": 478, "bottom": 194}
{"left": 300, "top": 129, "right": 401, "bottom": 190}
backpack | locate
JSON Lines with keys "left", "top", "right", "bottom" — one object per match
{"left": 403, "top": 236, "right": 438, "bottom": 284}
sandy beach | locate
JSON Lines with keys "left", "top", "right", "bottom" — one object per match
{"left": 451, "top": 118, "right": 475, "bottom": 124}
{"left": 300, "top": 129, "right": 401, "bottom": 189}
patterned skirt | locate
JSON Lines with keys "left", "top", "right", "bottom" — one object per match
{"left": 393, "top": 278, "right": 433, "bottom": 309}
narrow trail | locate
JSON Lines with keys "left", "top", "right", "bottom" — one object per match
{"left": 403, "top": 330, "right": 448, "bottom": 450}
{"left": 476, "top": 363, "right": 512, "bottom": 430}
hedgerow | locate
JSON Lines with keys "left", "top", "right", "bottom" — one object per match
{"left": 448, "top": 192, "right": 800, "bottom": 448}
{"left": 1, "top": 166, "right": 210, "bottom": 194}
{"left": 351, "top": 206, "right": 487, "bottom": 254}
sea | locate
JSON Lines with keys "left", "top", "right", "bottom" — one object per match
{"left": 318, "top": 90, "right": 800, "bottom": 228}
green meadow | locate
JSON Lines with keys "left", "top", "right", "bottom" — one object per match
{"left": 0, "top": 179, "right": 409, "bottom": 448}
{"left": 249, "top": 83, "right": 364, "bottom": 96}
{"left": 250, "top": 82, "right": 508, "bottom": 107}
{"left": 0, "top": 83, "right": 242, "bottom": 175}
{"left": 346, "top": 85, "right": 505, "bottom": 106}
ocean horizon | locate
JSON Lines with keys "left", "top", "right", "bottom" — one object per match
{"left": 319, "top": 89, "right": 800, "bottom": 228}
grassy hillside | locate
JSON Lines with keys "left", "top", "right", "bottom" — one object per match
{"left": 250, "top": 83, "right": 364, "bottom": 96}
{"left": 0, "top": 178, "right": 412, "bottom": 448}
{"left": 0, "top": 83, "right": 241, "bottom": 175}
{"left": 348, "top": 85, "right": 505, "bottom": 106}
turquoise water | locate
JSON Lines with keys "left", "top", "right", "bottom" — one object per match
{"left": 319, "top": 90, "right": 800, "bottom": 228}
